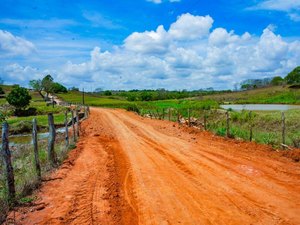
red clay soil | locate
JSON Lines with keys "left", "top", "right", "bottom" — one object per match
{"left": 5, "top": 108, "right": 300, "bottom": 225}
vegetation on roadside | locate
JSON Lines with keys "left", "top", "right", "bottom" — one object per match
{"left": 0, "top": 132, "right": 75, "bottom": 222}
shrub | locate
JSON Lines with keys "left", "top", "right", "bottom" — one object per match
{"left": 126, "top": 104, "right": 140, "bottom": 114}
{"left": 6, "top": 86, "right": 31, "bottom": 110}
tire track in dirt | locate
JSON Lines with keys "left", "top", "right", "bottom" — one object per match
{"left": 100, "top": 108, "right": 300, "bottom": 225}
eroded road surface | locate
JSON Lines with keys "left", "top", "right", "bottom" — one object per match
{"left": 8, "top": 108, "right": 300, "bottom": 225}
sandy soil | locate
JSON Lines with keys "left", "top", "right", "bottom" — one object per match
{"left": 5, "top": 108, "right": 300, "bottom": 225}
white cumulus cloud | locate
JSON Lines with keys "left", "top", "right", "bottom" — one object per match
{"left": 249, "top": 0, "right": 300, "bottom": 22}
{"left": 2, "top": 13, "right": 300, "bottom": 90}
{"left": 0, "top": 30, "right": 35, "bottom": 56}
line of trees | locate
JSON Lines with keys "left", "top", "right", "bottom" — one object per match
{"left": 101, "top": 89, "right": 232, "bottom": 102}
{"left": 240, "top": 66, "right": 300, "bottom": 90}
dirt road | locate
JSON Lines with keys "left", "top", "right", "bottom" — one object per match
{"left": 7, "top": 108, "right": 300, "bottom": 224}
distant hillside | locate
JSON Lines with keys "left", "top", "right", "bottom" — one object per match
{"left": 202, "top": 86, "right": 300, "bottom": 104}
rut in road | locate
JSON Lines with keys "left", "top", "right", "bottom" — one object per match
{"left": 6, "top": 108, "right": 300, "bottom": 225}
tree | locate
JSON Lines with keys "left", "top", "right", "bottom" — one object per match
{"left": 69, "top": 86, "right": 79, "bottom": 91}
{"left": 140, "top": 91, "right": 153, "bottom": 101}
{"left": 52, "top": 82, "right": 67, "bottom": 93}
{"left": 271, "top": 76, "right": 284, "bottom": 86}
{"left": 29, "top": 79, "right": 44, "bottom": 98}
{"left": 241, "top": 84, "right": 251, "bottom": 90}
{"left": 6, "top": 86, "right": 31, "bottom": 110}
{"left": 41, "top": 74, "right": 54, "bottom": 97}
{"left": 103, "top": 90, "right": 112, "bottom": 96}
{"left": 30, "top": 75, "right": 68, "bottom": 98}
{"left": 285, "top": 66, "right": 300, "bottom": 84}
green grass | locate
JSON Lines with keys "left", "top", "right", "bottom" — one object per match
{"left": 0, "top": 128, "right": 77, "bottom": 222}
{"left": 8, "top": 113, "right": 66, "bottom": 127}
{"left": 58, "top": 91, "right": 131, "bottom": 108}
{"left": 201, "top": 85, "right": 300, "bottom": 104}
{"left": 203, "top": 109, "right": 300, "bottom": 148}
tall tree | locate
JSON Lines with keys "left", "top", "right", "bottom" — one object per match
{"left": 29, "top": 79, "right": 44, "bottom": 98}
{"left": 41, "top": 75, "right": 54, "bottom": 97}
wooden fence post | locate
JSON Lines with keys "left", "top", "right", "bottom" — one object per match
{"left": 203, "top": 110, "right": 207, "bottom": 131}
{"left": 76, "top": 109, "right": 80, "bottom": 137}
{"left": 48, "top": 113, "right": 57, "bottom": 167}
{"left": 84, "top": 107, "right": 88, "bottom": 118}
{"left": 32, "top": 118, "right": 41, "bottom": 180}
{"left": 65, "top": 110, "right": 69, "bottom": 147}
{"left": 188, "top": 108, "right": 191, "bottom": 127}
{"left": 282, "top": 112, "right": 286, "bottom": 147}
{"left": 52, "top": 96, "right": 55, "bottom": 108}
{"left": 168, "top": 108, "right": 171, "bottom": 121}
{"left": 162, "top": 108, "right": 165, "bottom": 120}
{"left": 71, "top": 110, "right": 76, "bottom": 142}
{"left": 1, "top": 122, "right": 16, "bottom": 202}
{"left": 226, "top": 111, "right": 230, "bottom": 138}
{"left": 177, "top": 110, "right": 180, "bottom": 125}
{"left": 88, "top": 106, "right": 90, "bottom": 115}
{"left": 249, "top": 111, "right": 253, "bottom": 142}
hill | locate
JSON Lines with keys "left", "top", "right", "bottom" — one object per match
{"left": 202, "top": 85, "right": 300, "bottom": 104}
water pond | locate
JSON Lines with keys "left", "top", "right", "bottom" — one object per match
{"left": 1, "top": 127, "right": 67, "bottom": 146}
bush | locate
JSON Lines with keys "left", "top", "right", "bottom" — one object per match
{"left": 103, "top": 90, "right": 112, "bottom": 96}
{"left": 271, "top": 76, "right": 284, "bottom": 86}
{"left": 126, "top": 104, "right": 140, "bottom": 114}
{"left": 6, "top": 86, "right": 31, "bottom": 110}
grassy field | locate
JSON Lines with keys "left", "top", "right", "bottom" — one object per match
{"left": 58, "top": 91, "right": 132, "bottom": 108}
{"left": 0, "top": 85, "right": 67, "bottom": 134}
{"left": 201, "top": 85, "right": 300, "bottom": 104}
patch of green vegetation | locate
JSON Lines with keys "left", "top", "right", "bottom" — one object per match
{"left": 5, "top": 113, "right": 66, "bottom": 135}
{"left": 19, "top": 196, "right": 35, "bottom": 204}
{"left": 202, "top": 86, "right": 300, "bottom": 104}
{"left": 58, "top": 91, "right": 132, "bottom": 108}
{"left": 0, "top": 131, "right": 77, "bottom": 222}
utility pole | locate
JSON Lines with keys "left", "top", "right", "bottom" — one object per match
{"left": 82, "top": 88, "right": 85, "bottom": 105}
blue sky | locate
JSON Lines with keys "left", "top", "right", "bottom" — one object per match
{"left": 0, "top": 0, "right": 300, "bottom": 90}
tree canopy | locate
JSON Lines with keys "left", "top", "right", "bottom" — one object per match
{"left": 285, "top": 66, "right": 300, "bottom": 84}
{"left": 271, "top": 76, "right": 284, "bottom": 86}
{"left": 29, "top": 74, "right": 68, "bottom": 99}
